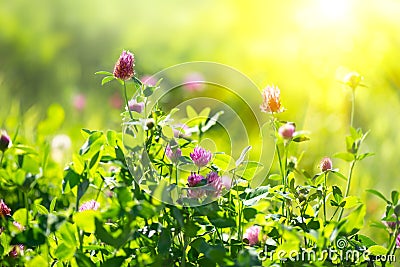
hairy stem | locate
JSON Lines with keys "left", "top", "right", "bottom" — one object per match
{"left": 338, "top": 160, "right": 356, "bottom": 221}
{"left": 350, "top": 88, "right": 355, "bottom": 128}
{"left": 124, "top": 81, "right": 134, "bottom": 120}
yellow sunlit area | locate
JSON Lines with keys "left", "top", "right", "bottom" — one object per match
{"left": 0, "top": 0, "right": 399, "bottom": 265}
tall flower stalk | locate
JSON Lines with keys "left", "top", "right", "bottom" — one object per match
{"left": 338, "top": 72, "right": 366, "bottom": 221}
{"left": 96, "top": 50, "right": 142, "bottom": 121}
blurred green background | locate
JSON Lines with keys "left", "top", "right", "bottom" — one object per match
{"left": 1, "top": 0, "right": 399, "bottom": 240}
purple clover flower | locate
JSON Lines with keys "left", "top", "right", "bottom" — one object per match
{"left": 0, "top": 131, "right": 11, "bottom": 152}
{"left": 79, "top": 200, "right": 100, "bottom": 212}
{"left": 207, "top": 171, "right": 223, "bottom": 197}
{"left": 190, "top": 146, "right": 212, "bottom": 168}
{"left": 320, "top": 157, "right": 333, "bottom": 172}
{"left": 0, "top": 199, "right": 11, "bottom": 217}
{"left": 187, "top": 173, "right": 205, "bottom": 187}
{"left": 127, "top": 99, "right": 145, "bottom": 113}
{"left": 243, "top": 225, "right": 261, "bottom": 246}
{"left": 166, "top": 144, "right": 182, "bottom": 164}
{"left": 113, "top": 50, "right": 135, "bottom": 80}
{"left": 278, "top": 123, "right": 295, "bottom": 139}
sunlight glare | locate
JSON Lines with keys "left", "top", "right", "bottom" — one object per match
{"left": 318, "top": 0, "right": 351, "bottom": 22}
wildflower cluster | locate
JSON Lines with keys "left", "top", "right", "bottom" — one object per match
{"left": 0, "top": 52, "right": 397, "bottom": 266}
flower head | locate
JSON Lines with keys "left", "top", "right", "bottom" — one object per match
{"left": 344, "top": 72, "right": 362, "bottom": 90}
{"left": 207, "top": 171, "right": 223, "bottom": 197}
{"left": 382, "top": 214, "right": 399, "bottom": 229}
{"left": 127, "top": 99, "right": 145, "bottom": 113}
{"left": 187, "top": 188, "right": 206, "bottom": 199}
{"left": 166, "top": 144, "right": 182, "bottom": 163}
{"left": 319, "top": 157, "right": 333, "bottom": 172}
{"left": 183, "top": 72, "right": 205, "bottom": 92}
{"left": 221, "top": 175, "right": 232, "bottom": 190}
{"left": 9, "top": 244, "right": 24, "bottom": 258}
{"left": 396, "top": 233, "right": 400, "bottom": 248}
{"left": 141, "top": 75, "right": 157, "bottom": 86}
{"left": 278, "top": 123, "right": 295, "bottom": 139}
{"left": 113, "top": 50, "right": 135, "bottom": 80}
{"left": 0, "top": 199, "right": 11, "bottom": 217}
{"left": 190, "top": 146, "right": 212, "bottom": 168}
{"left": 0, "top": 130, "right": 11, "bottom": 152}
{"left": 173, "top": 123, "right": 192, "bottom": 138}
{"left": 13, "top": 221, "right": 24, "bottom": 231}
{"left": 260, "top": 85, "right": 284, "bottom": 114}
{"left": 243, "top": 225, "right": 261, "bottom": 246}
{"left": 79, "top": 200, "right": 100, "bottom": 212}
{"left": 73, "top": 93, "right": 86, "bottom": 112}
{"left": 187, "top": 172, "right": 205, "bottom": 187}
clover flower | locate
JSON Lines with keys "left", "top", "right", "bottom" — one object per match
{"left": 113, "top": 50, "right": 135, "bottom": 80}
{"left": 187, "top": 188, "right": 206, "bottom": 199}
{"left": 127, "top": 99, "right": 145, "bottom": 113}
{"left": 141, "top": 75, "right": 157, "bottom": 86}
{"left": 396, "top": 233, "right": 400, "bottom": 248}
{"left": 0, "top": 199, "right": 11, "bottom": 217}
{"left": 0, "top": 130, "right": 11, "bottom": 152}
{"left": 207, "top": 172, "right": 223, "bottom": 197}
{"left": 183, "top": 72, "right": 205, "bottom": 92}
{"left": 260, "top": 85, "right": 284, "bottom": 114}
{"left": 243, "top": 225, "right": 261, "bottom": 246}
{"left": 9, "top": 244, "right": 24, "bottom": 258}
{"left": 72, "top": 93, "right": 86, "bottom": 112}
{"left": 165, "top": 144, "right": 182, "bottom": 163}
{"left": 190, "top": 146, "right": 212, "bottom": 168}
{"left": 382, "top": 214, "right": 399, "bottom": 230}
{"left": 278, "top": 123, "right": 295, "bottom": 139}
{"left": 221, "top": 175, "right": 232, "bottom": 190}
{"left": 79, "top": 200, "right": 100, "bottom": 212}
{"left": 320, "top": 157, "right": 333, "bottom": 172}
{"left": 187, "top": 173, "right": 205, "bottom": 187}
{"left": 13, "top": 221, "right": 24, "bottom": 231}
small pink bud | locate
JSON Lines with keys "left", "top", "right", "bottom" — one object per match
{"left": 243, "top": 225, "right": 261, "bottom": 246}
{"left": 320, "top": 157, "right": 333, "bottom": 172}
{"left": 127, "top": 99, "right": 145, "bottom": 113}
{"left": 9, "top": 244, "right": 24, "bottom": 258}
{"left": 165, "top": 144, "right": 182, "bottom": 163}
{"left": 72, "top": 93, "right": 86, "bottom": 112}
{"left": 0, "top": 131, "right": 11, "bottom": 152}
{"left": 221, "top": 175, "right": 232, "bottom": 190}
{"left": 278, "top": 123, "right": 295, "bottom": 139}
{"left": 0, "top": 199, "right": 11, "bottom": 217}
{"left": 141, "top": 75, "right": 157, "bottom": 86}
{"left": 183, "top": 72, "right": 205, "bottom": 92}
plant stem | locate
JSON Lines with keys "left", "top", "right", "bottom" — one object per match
{"left": 234, "top": 174, "right": 243, "bottom": 249}
{"left": 385, "top": 228, "right": 399, "bottom": 262}
{"left": 323, "top": 172, "right": 327, "bottom": 224}
{"left": 175, "top": 165, "right": 178, "bottom": 185}
{"left": 0, "top": 152, "right": 4, "bottom": 166}
{"left": 24, "top": 192, "right": 29, "bottom": 226}
{"left": 338, "top": 160, "right": 356, "bottom": 221}
{"left": 350, "top": 88, "right": 355, "bottom": 128}
{"left": 124, "top": 81, "right": 134, "bottom": 120}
